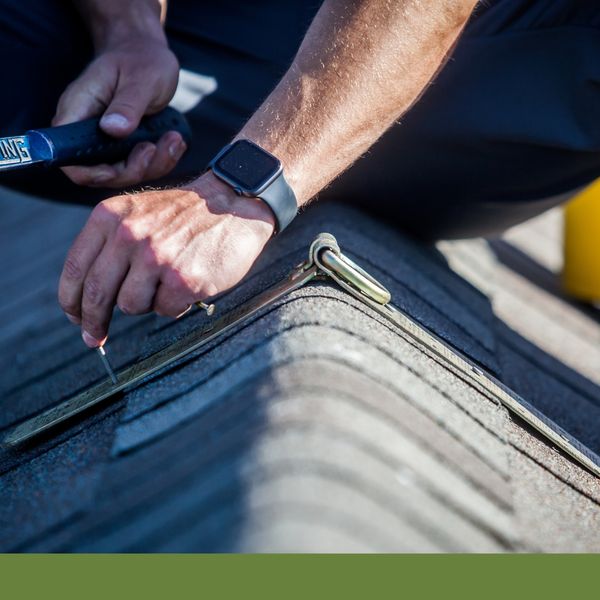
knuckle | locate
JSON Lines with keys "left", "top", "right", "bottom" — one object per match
{"left": 83, "top": 276, "right": 106, "bottom": 307}
{"left": 161, "top": 267, "right": 217, "bottom": 300}
{"left": 141, "top": 241, "right": 168, "bottom": 269}
{"left": 91, "top": 200, "right": 121, "bottom": 226}
{"left": 112, "top": 100, "right": 137, "bottom": 111}
{"left": 117, "top": 292, "right": 150, "bottom": 316}
{"left": 63, "top": 255, "right": 83, "bottom": 281}
{"left": 115, "top": 219, "right": 144, "bottom": 245}
{"left": 162, "top": 267, "right": 195, "bottom": 297}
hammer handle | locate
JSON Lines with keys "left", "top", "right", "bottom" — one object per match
{"left": 31, "top": 107, "right": 191, "bottom": 167}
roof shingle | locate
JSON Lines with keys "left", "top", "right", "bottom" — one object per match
{"left": 0, "top": 189, "right": 598, "bottom": 551}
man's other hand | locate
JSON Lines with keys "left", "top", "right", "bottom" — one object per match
{"left": 52, "top": 35, "right": 184, "bottom": 188}
{"left": 58, "top": 175, "right": 275, "bottom": 347}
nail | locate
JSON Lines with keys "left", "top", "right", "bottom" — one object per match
{"left": 195, "top": 301, "right": 215, "bottom": 316}
{"left": 97, "top": 346, "right": 118, "bottom": 385}
{"left": 65, "top": 313, "right": 81, "bottom": 325}
{"left": 169, "top": 140, "right": 186, "bottom": 160}
{"left": 82, "top": 330, "right": 102, "bottom": 348}
{"left": 100, "top": 113, "right": 130, "bottom": 131}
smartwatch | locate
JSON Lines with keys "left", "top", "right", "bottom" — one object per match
{"left": 207, "top": 139, "right": 297, "bottom": 233}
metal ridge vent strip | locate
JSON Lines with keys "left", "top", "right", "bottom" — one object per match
{"left": 4, "top": 233, "right": 600, "bottom": 481}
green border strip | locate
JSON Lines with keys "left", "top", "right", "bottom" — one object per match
{"left": 1, "top": 554, "right": 597, "bottom": 599}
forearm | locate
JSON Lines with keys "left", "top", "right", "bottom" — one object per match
{"left": 71, "top": 0, "right": 167, "bottom": 50}
{"left": 238, "top": 0, "right": 477, "bottom": 205}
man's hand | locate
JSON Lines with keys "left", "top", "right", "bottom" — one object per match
{"left": 58, "top": 175, "right": 275, "bottom": 347}
{"left": 57, "top": 0, "right": 477, "bottom": 342}
{"left": 54, "top": 1, "right": 183, "bottom": 188}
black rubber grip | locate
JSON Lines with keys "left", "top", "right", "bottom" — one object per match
{"left": 32, "top": 107, "right": 192, "bottom": 167}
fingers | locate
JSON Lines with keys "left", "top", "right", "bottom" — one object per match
{"left": 62, "top": 142, "right": 156, "bottom": 189}
{"left": 59, "top": 203, "right": 130, "bottom": 346}
{"left": 61, "top": 131, "right": 187, "bottom": 188}
{"left": 79, "top": 247, "right": 130, "bottom": 347}
{"left": 153, "top": 285, "right": 193, "bottom": 319}
{"left": 153, "top": 277, "right": 198, "bottom": 320}
{"left": 144, "top": 131, "right": 188, "bottom": 180}
{"left": 76, "top": 257, "right": 201, "bottom": 338}
{"left": 116, "top": 264, "right": 160, "bottom": 316}
{"left": 99, "top": 79, "right": 157, "bottom": 138}
{"left": 54, "top": 51, "right": 184, "bottom": 189}
{"left": 59, "top": 226, "right": 106, "bottom": 325}
{"left": 53, "top": 69, "right": 113, "bottom": 127}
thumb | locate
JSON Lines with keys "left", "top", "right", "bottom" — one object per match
{"left": 53, "top": 70, "right": 112, "bottom": 127}
{"left": 100, "top": 79, "right": 156, "bottom": 138}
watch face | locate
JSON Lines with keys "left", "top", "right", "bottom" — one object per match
{"left": 213, "top": 140, "right": 281, "bottom": 194}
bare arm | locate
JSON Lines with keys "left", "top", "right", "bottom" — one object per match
{"left": 59, "top": 0, "right": 478, "bottom": 347}
{"left": 239, "top": 0, "right": 477, "bottom": 204}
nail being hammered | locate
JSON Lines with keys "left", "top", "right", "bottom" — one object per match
{"left": 97, "top": 345, "right": 118, "bottom": 385}
{"left": 93, "top": 301, "right": 215, "bottom": 384}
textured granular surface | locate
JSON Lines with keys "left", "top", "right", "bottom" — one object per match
{"left": 0, "top": 189, "right": 598, "bottom": 551}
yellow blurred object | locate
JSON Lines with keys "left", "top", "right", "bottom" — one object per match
{"left": 563, "top": 179, "right": 600, "bottom": 301}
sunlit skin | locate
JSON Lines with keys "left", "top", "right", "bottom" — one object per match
{"left": 59, "top": 177, "right": 275, "bottom": 346}
{"left": 59, "top": 0, "right": 477, "bottom": 347}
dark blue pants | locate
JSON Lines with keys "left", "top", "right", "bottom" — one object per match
{"left": 1, "top": 0, "right": 600, "bottom": 238}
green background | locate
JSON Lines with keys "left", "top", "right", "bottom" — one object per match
{"left": 0, "top": 555, "right": 596, "bottom": 599}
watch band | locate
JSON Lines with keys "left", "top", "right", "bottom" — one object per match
{"left": 258, "top": 170, "right": 297, "bottom": 233}
{"left": 207, "top": 139, "right": 298, "bottom": 234}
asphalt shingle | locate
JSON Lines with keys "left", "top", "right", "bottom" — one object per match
{"left": 0, "top": 189, "right": 598, "bottom": 552}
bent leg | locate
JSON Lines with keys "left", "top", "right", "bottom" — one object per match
{"left": 321, "top": 2, "right": 600, "bottom": 238}
{"left": 166, "top": 0, "right": 600, "bottom": 239}
{"left": 3, "top": 0, "right": 600, "bottom": 235}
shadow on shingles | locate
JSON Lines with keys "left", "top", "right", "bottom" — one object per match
{"left": 0, "top": 247, "right": 310, "bottom": 550}
{"left": 487, "top": 239, "right": 600, "bottom": 323}
{"left": 485, "top": 239, "right": 600, "bottom": 455}
{"left": 0, "top": 400, "right": 125, "bottom": 551}
{"left": 496, "top": 321, "right": 600, "bottom": 456}
{"left": 396, "top": 236, "right": 600, "bottom": 463}
{"left": 108, "top": 378, "right": 274, "bottom": 552}
{"left": 5, "top": 200, "right": 600, "bottom": 550}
